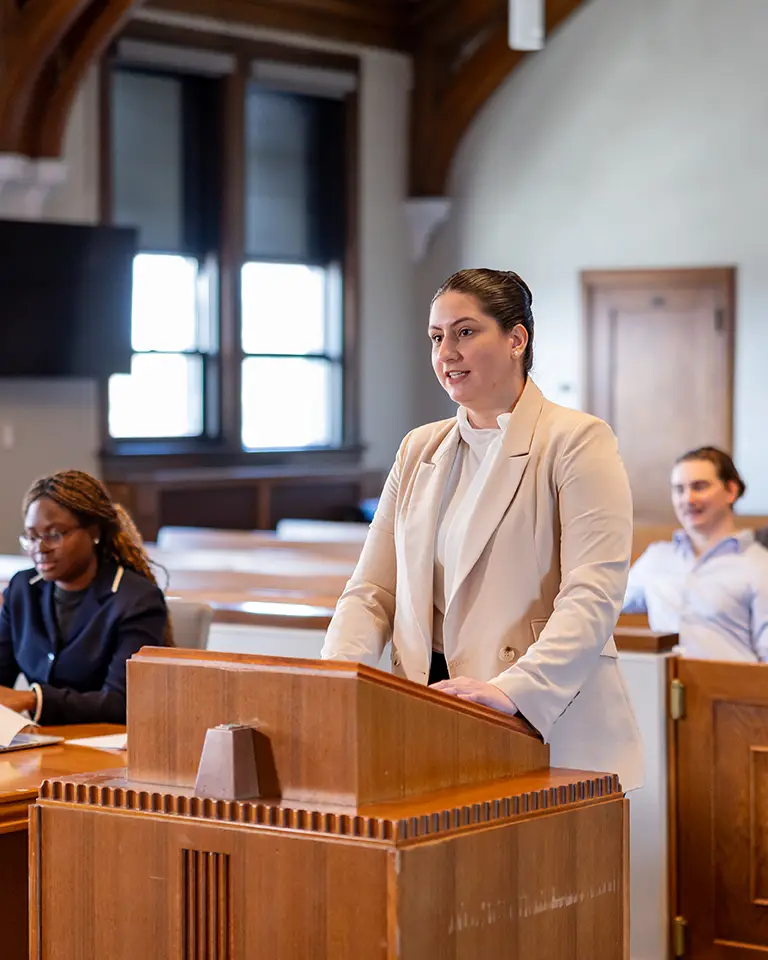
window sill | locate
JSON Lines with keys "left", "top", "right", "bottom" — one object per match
{"left": 99, "top": 443, "right": 366, "bottom": 480}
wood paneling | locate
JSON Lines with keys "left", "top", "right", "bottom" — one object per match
{"left": 671, "top": 658, "right": 768, "bottom": 957}
{"left": 105, "top": 468, "right": 381, "bottom": 540}
{"left": 33, "top": 776, "right": 626, "bottom": 959}
{"left": 0, "top": 724, "right": 127, "bottom": 960}
{"left": 127, "top": 649, "right": 549, "bottom": 803}
{"left": 32, "top": 651, "right": 626, "bottom": 959}
{"left": 583, "top": 268, "right": 736, "bottom": 523}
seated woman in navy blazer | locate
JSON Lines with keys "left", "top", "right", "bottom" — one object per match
{"left": 0, "top": 470, "right": 170, "bottom": 724}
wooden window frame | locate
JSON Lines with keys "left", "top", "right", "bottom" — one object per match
{"left": 98, "top": 20, "right": 361, "bottom": 475}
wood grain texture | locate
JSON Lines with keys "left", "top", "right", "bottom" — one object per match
{"left": 0, "top": 724, "right": 126, "bottom": 960}
{"left": 614, "top": 628, "right": 677, "bottom": 655}
{"left": 673, "top": 659, "right": 768, "bottom": 956}
{"left": 39, "top": 766, "right": 619, "bottom": 841}
{"left": 582, "top": 268, "right": 736, "bottom": 523}
{"left": 32, "top": 787, "right": 626, "bottom": 959}
{"left": 0, "top": 724, "right": 126, "bottom": 824}
{"left": 127, "top": 649, "right": 549, "bottom": 804}
{"left": 394, "top": 800, "right": 625, "bottom": 959}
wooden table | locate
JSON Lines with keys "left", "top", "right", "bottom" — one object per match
{"left": 0, "top": 724, "right": 126, "bottom": 960}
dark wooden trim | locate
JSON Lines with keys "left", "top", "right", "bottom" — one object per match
{"left": 98, "top": 19, "right": 362, "bottom": 471}
{"left": 614, "top": 629, "right": 678, "bottom": 655}
{"left": 218, "top": 58, "right": 247, "bottom": 450}
{"left": 28, "top": 0, "right": 135, "bottom": 157}
{"left": 100, "top": 444, "right": 367, "bottom": 477}
{"left": 341, "top": 88, "right": 360, "bottom": 449}
{"left": 409, "top": 0, "right": 586, "bottom": 196}
{"left": 144, "top": 0, "right": 409, "bottom": 51}
{"left": 97, "top": 55, "right": 113, "bottom": 224}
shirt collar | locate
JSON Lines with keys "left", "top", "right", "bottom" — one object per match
{"left": 673, "top": 527, "right": 755, "bottom": 558}
{"left": 457, "top": 406, "right": 512, "bottom": 445}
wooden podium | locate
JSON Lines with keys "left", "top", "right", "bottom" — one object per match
{"left": 30, "top": 649, "right": 628, "bottom": 958}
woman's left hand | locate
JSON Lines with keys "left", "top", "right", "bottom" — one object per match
{"left": 0, "top": 685, "right": 37, "bottom": 714}
{"left": 431, "top": 676, "right": 517, "bottom": 714}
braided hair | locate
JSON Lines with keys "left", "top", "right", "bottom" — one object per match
{"left": 23, "top": 470, "right": 173, "bottom": 645}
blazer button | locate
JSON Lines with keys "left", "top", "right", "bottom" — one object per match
{"left": 499, "top": 646, "right": 518, "bottom": 664}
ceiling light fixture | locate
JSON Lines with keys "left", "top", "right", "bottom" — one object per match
{"left": 508, "top": 0, "right": 545, "bottom": 51}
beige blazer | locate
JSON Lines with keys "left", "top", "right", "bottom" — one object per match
{"left": 322, "top": 380, "right": 643, "bottom": 791}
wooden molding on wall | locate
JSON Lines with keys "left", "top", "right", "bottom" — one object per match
{"left": 27, "top": 0, "right": 139, "bottom": 158}
{"left": 0, "top": 0, "right": 590, "bottom": 190}
{"left": 0, "top": 0, "right": 145, "bottom": 158}
{"left": 409, "top": 0, "right": 586, "bottom": 196}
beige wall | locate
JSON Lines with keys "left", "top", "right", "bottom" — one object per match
{"left": 421, "top": 0, "right": 768, "bottom": 513}
{"left": 0, "top": 20, "right": 415, "bottom": 552}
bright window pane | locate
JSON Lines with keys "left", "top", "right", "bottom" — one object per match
{"left": 241, "top": 262, "right": 326, "bottom": 355}
{"left": 109, "top": 353, "right": 203, "bottom": 438}
{"left": 242, "top": 357, "right": 336, "bottom": 449}
{"left": 131, "top": 254, "right": 199, "bottom": 352}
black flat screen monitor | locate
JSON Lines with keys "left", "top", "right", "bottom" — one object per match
{"left": 0, "top": 219, "right": 137, "bottom": 377}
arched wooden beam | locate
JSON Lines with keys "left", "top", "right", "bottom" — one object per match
{"left": 411, "top": 0, "right": 586, "bottom": 197}
{"left": 0, "top": 0, "right": 92, "bottom": 153}
{"left": 24, "top": 0, "right": 143, "bottom": 158}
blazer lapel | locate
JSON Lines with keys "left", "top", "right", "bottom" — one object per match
{"left": 444, "top": 380, "right": 545, "bottom": 617}
{"left": 401, "top": 424, "right": 460, "bottom": 650}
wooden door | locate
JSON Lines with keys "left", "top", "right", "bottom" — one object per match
{"left": 583, "top": 269, "right": 735, "bottom": 522}
{"left": 670, "top": 658, "right": 768, "bottom": 958}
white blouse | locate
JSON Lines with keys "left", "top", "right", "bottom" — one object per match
{"left": 433, "top": 407, "right": 511, "bottom": 652}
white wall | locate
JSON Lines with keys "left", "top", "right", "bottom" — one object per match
{"left": 0, "top": 17, "right": 414, "bottom": 551}
{"left": 421, "top": 0, "right": 768, "bottom": 512}
{"left": 0, "top": 68, "right": 101, "bottom": 553}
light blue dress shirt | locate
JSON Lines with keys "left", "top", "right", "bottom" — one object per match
{"left": 623, "top": 530, "right": 768, "bottom": 662}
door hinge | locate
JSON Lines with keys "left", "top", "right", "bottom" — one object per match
{"left": 670, "top": 678, "right": 686, "bottom": 720}
{"left": 673, "top": 915, "right": 687, "bottom": 957}
{"left": 715, "top": 308, "right": 725, "bottom": 332}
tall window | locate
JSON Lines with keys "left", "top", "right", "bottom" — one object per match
{"left": 108, "top": 68, "right": 219, "bottom": 442}
{"left": 104, "top": 47, "right": 352, "bottom": 458}
{"left": 240, "top": 87, "right": 345, "bottom": 450}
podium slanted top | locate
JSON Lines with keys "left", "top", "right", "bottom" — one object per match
{"left": 127, "top": 648, "right": 550, "bottom": 806}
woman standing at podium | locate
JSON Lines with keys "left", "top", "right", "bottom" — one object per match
{"left": 0, "top": 470, "right": 170, "bottom": 724}
{"left": 322, "top": 269, "right": 642, "bottom": 790}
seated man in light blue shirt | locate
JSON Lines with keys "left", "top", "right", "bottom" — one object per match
{"left": 624, "top": 446, "right": 768, "bottom": 662}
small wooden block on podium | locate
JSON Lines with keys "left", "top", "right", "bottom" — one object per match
{"left": 30, "top": 648, "right": 628, "bottom": 959}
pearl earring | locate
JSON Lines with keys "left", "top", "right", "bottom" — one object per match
{"left": 94, "top": 538, "right": 100, "bottom": 545}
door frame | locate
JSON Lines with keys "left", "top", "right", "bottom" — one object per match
{"left": 581, "top": 267, "right": 737, "bottom": 454}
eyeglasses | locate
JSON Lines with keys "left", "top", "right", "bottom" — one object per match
{"left": 19, "top": 527, "right": 81, "bottom": 553}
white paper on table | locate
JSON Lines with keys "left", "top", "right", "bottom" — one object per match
{"left": 65, "top": 733, "right": 127, "bottom": 751}
{"left": 0, "top": 703, "right": 33, "bottom": 747}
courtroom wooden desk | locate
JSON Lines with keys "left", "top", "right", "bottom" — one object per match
{"left": 0, "top": 725, "right": 125, "bottom": 960}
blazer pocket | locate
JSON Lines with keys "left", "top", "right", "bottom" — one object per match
{"left": 530, "top": 619, "right": 548, "bottom": 642}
